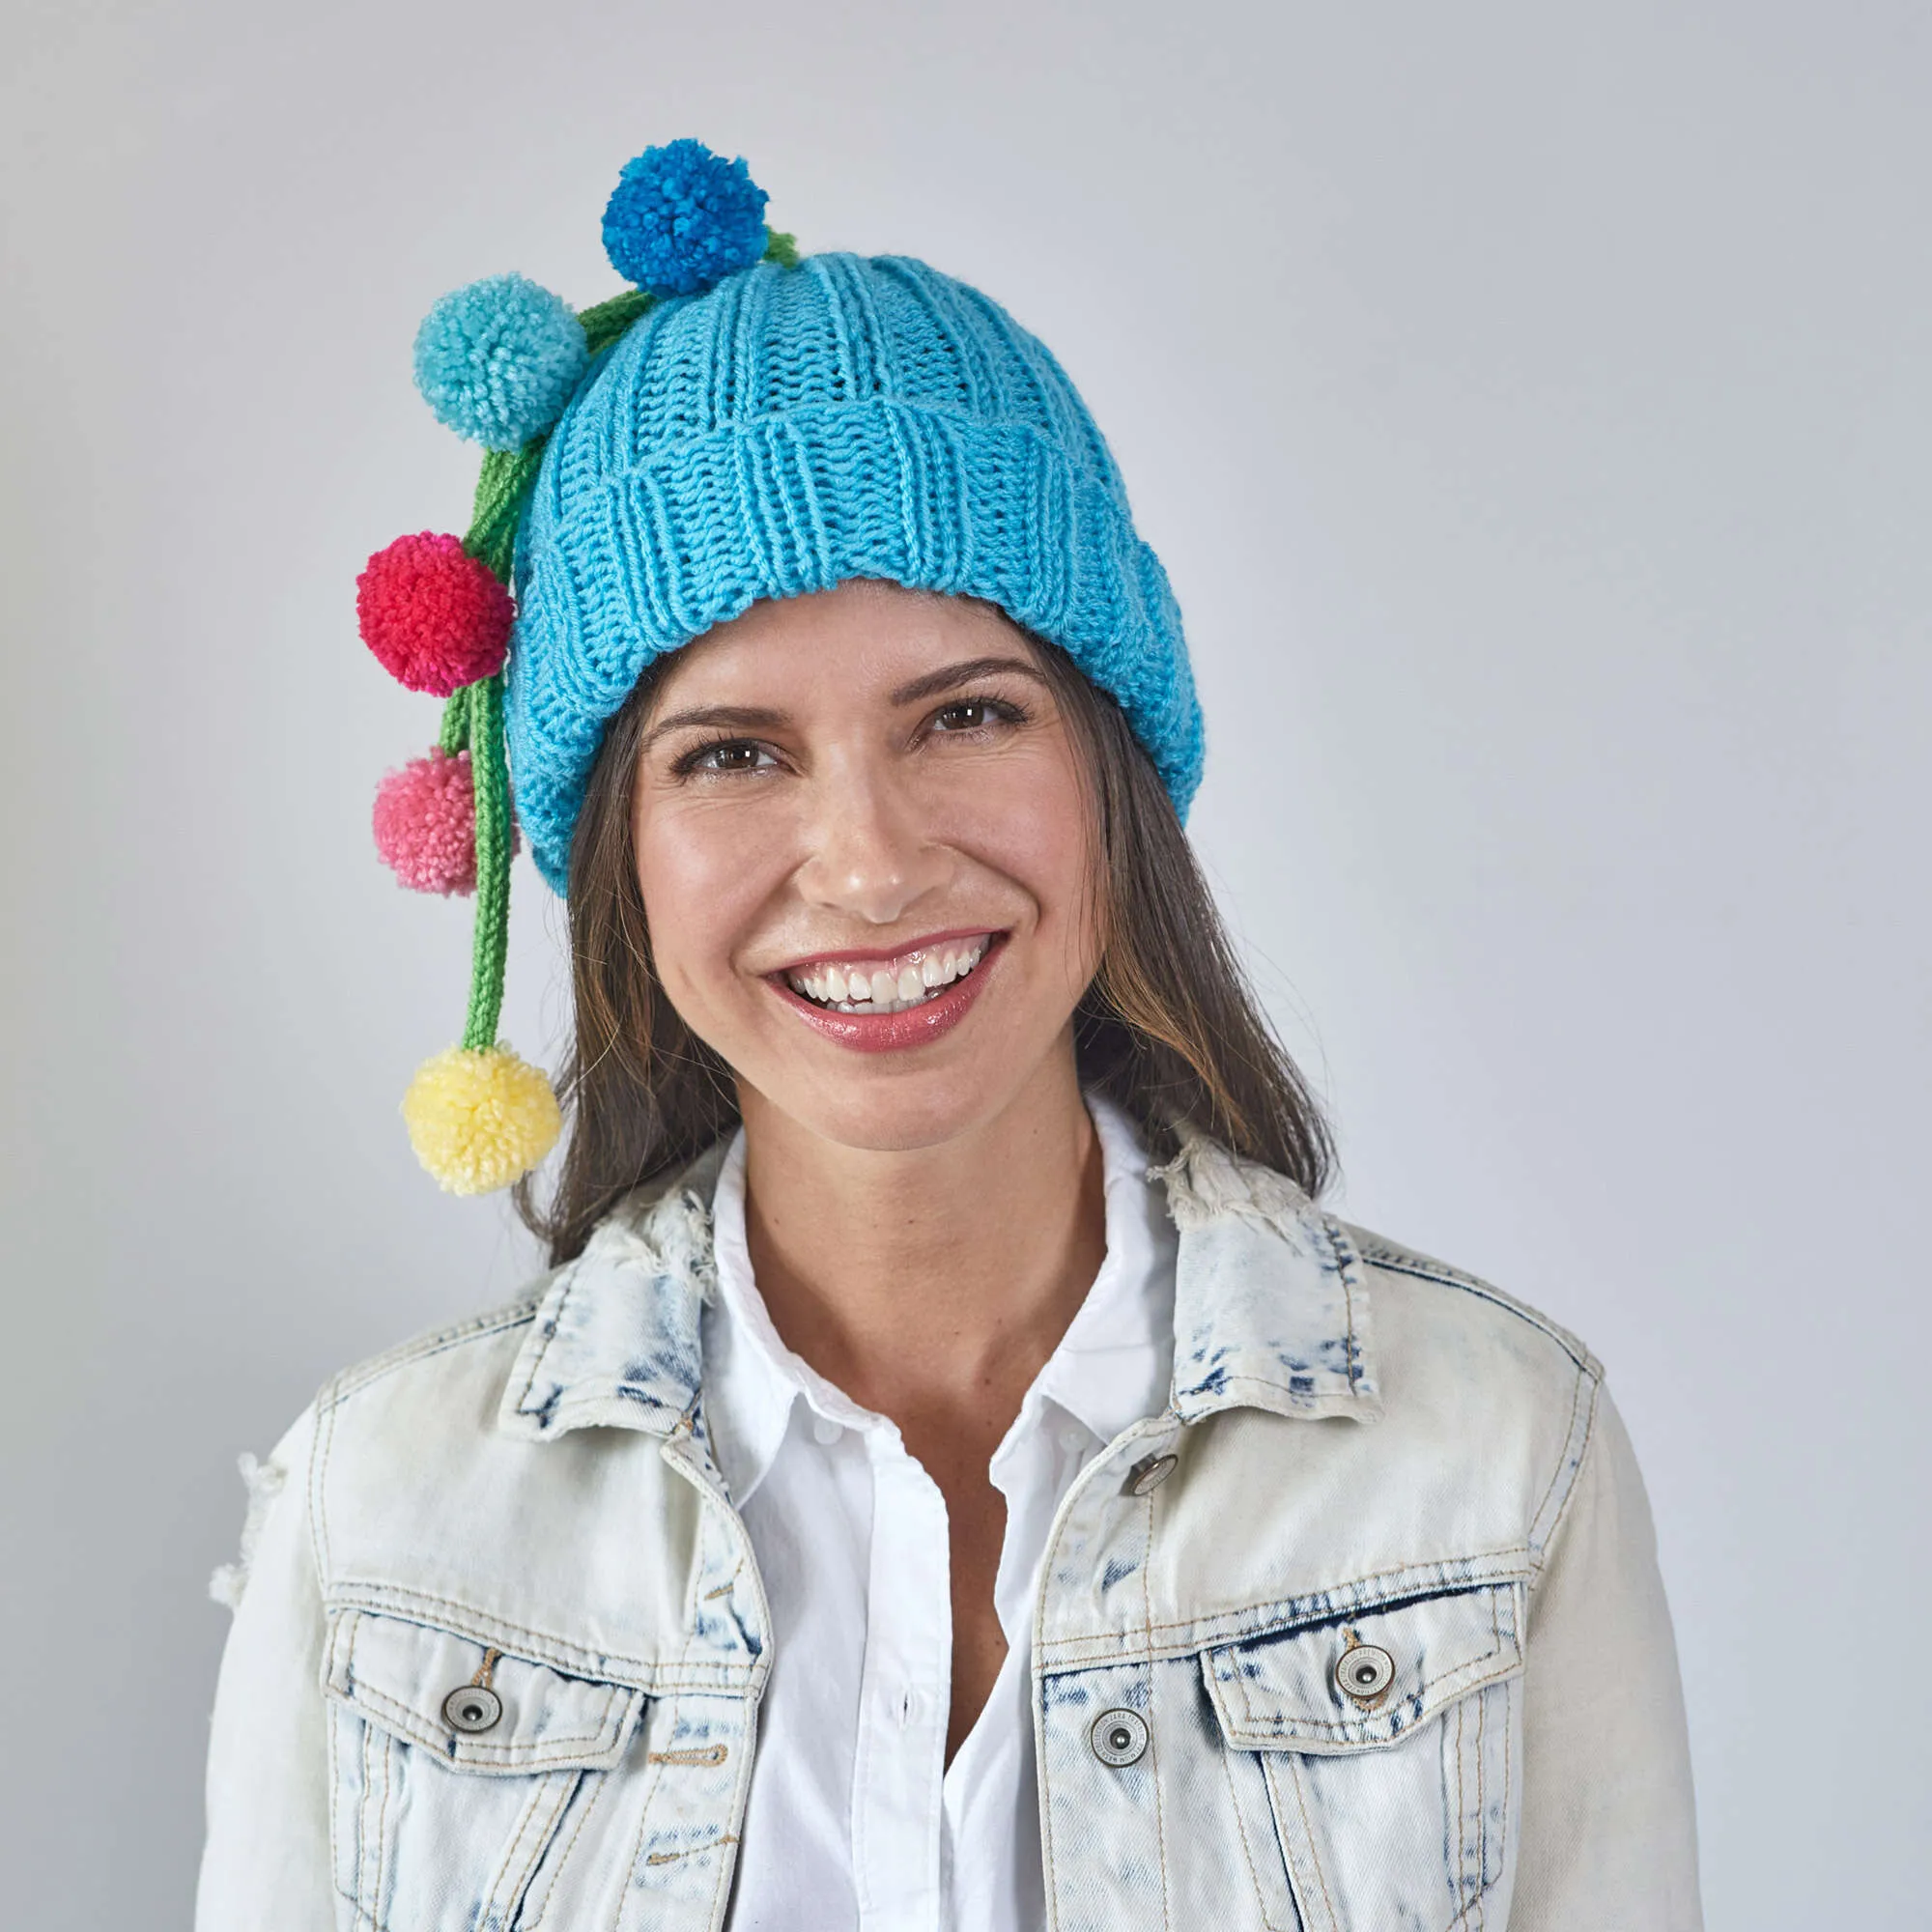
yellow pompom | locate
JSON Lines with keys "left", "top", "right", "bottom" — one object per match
{"left": 402, "top": 1043, "right": 561, "bottom": 1195}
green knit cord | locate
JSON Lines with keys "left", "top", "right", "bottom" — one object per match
{"left": 464, "top": 442, "right": 545, "bottom": 582}
{"left": 437, "top": 689, "right": 469, "bottom": 756}
{"left": 460, "top": 672, "right": 512, "bottom": 1053}
{"left": 441, "top": 286, "right": 671, "bottom": 1057}
{"left": 580, "top": 289, "right": 655, "bottom": 352}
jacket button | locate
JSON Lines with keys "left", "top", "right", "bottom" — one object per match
{"left": 1333, "top": 1644, "right": 1396, "bottom": 1706}
{"left": 1126, "top": 1454, "right": 1179, "bottom": 1497}
{"left": 1090, "top": 1708, "right": 1150, "bottom": 1767}
{"left": 442, "top": 1685, "right": 504, "bottom": 1734}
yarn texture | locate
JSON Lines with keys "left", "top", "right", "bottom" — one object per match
{"left": 413, "top": 273, "right": 588, "bottom": 449}
{"left": 602, "top": 139, "right": 771, "bottom": 296}
{"left": 372, "top": 749, "right": 479, "bottom": 895}
{"left": 506, "top": 252, "right": 1203, "bottom": 895}
{"left": 357, "top": 533, "right": 512, "bottom": 695}
{"left": 402, "top": 1043, "right": 561, "bottom": 1195}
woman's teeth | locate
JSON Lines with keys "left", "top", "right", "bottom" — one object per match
{"left": 785, "top": 940, "right": 988, "bottom": 1014}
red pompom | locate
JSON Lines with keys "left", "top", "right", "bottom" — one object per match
{"left": 356, "top": 532, "right": 512, "bottom": 696}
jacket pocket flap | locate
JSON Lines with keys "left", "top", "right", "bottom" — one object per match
{"left": 323, "top": 1606, "right": 644, "bottom": 1774}
{"left": 1203, "top": 1581, "right": 1522, "bottom": 1755}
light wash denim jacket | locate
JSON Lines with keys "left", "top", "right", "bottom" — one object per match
{"left": 197, "top": 1134, "right": 1701, "bottom": 1931}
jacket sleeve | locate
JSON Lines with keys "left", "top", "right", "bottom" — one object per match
{"left": 1512, "top": 1378, "right": 1703, "bottom": 1929}
{"left": 195, "top": 1402, "right": 336, "bottom": 1932}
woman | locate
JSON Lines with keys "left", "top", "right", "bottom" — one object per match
{"left": 198, "top": 140, "right": 1701, "bottom": 1931}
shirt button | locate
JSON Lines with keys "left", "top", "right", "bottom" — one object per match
{"left": 1090, "top": 1708, "right": 1150, "bottom": 1767}
{"left": 1058, "top": 1427, "right": 1086, "bottom": 1454}
{"left": 1126, "top": 1453, "right": 1179, "bottom": 1497}
{"left": 811, "top": 1416, "right": 843, "bottom": 1446}
{"left": 441, "top": 1685, "right": 503, "bottom": 1734}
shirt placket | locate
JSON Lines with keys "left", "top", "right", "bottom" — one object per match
{"left": 852, "top": 1423, "right": 952, "bottom": 1930}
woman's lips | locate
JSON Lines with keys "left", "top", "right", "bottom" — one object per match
{"left": 767, "top": 935, "right": 1004, "bottom": 1054}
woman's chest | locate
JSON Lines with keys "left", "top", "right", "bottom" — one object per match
{"left": 314, "top": 1377, "right": 1566, "bottom": 1932}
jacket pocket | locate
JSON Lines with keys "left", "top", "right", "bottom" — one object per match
{"left": 322, "top": 1605, "right": 646, "bottom": 1932}
{"left": 1202, "top": 1581, "right": 1524, "bottom": 1932}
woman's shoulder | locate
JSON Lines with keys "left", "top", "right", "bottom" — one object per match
{"left": 260, "top": 1247, "right": 714, "bottom": 1673}
{"left": 1321, "top": 1217, "right": 1609, "bottom": 1550}
{"left": 1339, "top": 1219, "right": 1602, "bottom": 1384}
{"left": 320, "top": 1282, "right": 560, "bottom": 1412}
{"left": 1163, "top": 1133, "right": 1602, "bottom": 1413}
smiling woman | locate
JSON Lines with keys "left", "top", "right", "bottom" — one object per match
{"left": 533, "top": 582, "right": 1329, "bottom": 1268}
{"left": 198, "top": 139, "right": 1701, "bottom": 1932}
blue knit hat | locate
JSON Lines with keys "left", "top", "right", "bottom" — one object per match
{"left": 360, "top": 139, "right": 1203, "bottom": 1192}
{"left": 508, "top": 248, "right": 1203, "bottom": 894}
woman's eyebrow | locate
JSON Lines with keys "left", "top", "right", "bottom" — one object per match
{"left": 640, "top": 657, "right": 1044, "bottom": 749}
{"left": 889, "top": 656, "right": 1048, "bottom": 705}
{"left": 639, "top": 703, "right": 789, "bottom": 752}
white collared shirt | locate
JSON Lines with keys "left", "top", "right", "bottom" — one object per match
{"left": 700, "top": 1095, "right": 1178, "bottom": 1932}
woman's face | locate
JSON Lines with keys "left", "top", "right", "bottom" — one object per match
{"left": 630, "top": 580, "right": 1100, "bottom": 1153}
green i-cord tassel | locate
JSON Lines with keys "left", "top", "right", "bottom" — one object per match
{"left": 401, "top": 654, "right": 559, "bottom": 1186}
{"left": 401, "top": 670, "right": 560, "bottom": 1194}
{"left": 398, "top": 286, "right": 680, "bottom": 1192}
{"left": 437, "top": 688, "right": 469, "bottom": 757}
{"left": 460, "top": 674, "right": 511, "bottom": 1053}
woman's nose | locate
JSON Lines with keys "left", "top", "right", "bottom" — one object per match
{"left": 792, "top": 764, "right": 953, "bottom": 926}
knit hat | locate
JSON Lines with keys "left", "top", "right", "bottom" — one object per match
{"left": 358, "top": 139, "right": 1203, "bottom": 1193}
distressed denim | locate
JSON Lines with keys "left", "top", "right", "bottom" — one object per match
{"left": 197, "top": 1134, "right": 1700, "bottom": 1931}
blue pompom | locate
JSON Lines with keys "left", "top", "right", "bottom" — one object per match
{"left": 602, "top": 140, "right": 770, "bottom": 297}
{"left": 412, "top": 274, "right": 588, "bottom": 450}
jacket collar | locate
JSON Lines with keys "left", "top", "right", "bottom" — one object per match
{"left": 1157, "top": 1129, "right": 1380, "bottom": 1424}
{"left": 499, "top": 1129, "right": 1379, "bottom": 1445}
{"left": 500, "top": 1141, "right": 729, "bottom": 1442}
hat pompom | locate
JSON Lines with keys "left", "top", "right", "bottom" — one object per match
{"left": 402, "top": 1043, "right": 561, "bottom": 1195}
{"left": 357, "top": 533, "right": 513, "bottom": 696}
{"left": 413, "top": 273, "right": 588, "bottom": 449}
{"left": 373, "top": 749, "right": 479, "bottom": 894}
{"left": 603, "top": 139, "right": 770, "bottom": 297}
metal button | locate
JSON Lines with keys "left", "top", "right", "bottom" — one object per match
{"left": 1090, "top": 1708, "right": 1150, "bottom": 1767}
{"left": 1333, "top": 1643, "right": 1396, "bottom": 1706}
{"left": 442, "top": 1685, "right": 504, "bottom": 1734}
{"left": 1126, "top": 1454, "right": 1179, "bottom": 1497}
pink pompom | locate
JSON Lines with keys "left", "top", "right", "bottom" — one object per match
{"left": 373, "top": 750, "right": 480, "bottom": 894}
{"left": 356, "top": 532, "right": 512, "bottom": 696}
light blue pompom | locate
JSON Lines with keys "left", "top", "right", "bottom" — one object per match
{"left": 412, "top": 274, "right": 588, "bottom": 450}
{"left": 602, "top": 139, "right": 769, "bottom": 297}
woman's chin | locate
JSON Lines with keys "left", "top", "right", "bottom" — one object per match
{"left": 738, "top": 1035, "right": 1074, "bottom": 1160}
{"left": 750, "top": 1074, "right": 1009, "bottom": 1157}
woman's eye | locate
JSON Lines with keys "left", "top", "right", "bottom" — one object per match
{"left": 681, "top": 740, "right": 777, "bottom": 776}
{"left": 930, "top": 698, "right": 1019, "bottom": 734}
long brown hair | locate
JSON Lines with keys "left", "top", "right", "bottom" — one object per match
{"left": 516, "top": 623, "right": 1333, "bottom": 1264}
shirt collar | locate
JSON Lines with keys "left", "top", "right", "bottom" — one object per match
{"left": 700, "top": 1130, "right": 872, "bottom": 1507}
{"left": 498, "top": 1116, "right": 1380, "bottom": 1447}
{"left": 1020, "top": 1094, "right": 1177, "bottom": 1453}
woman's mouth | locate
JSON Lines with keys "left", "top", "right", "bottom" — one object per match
{"left": 766, "top": 931, "right": 1003, "bottom": 1053}
{"left": 782, "top": 935, "right": 989, "bottom": 1014}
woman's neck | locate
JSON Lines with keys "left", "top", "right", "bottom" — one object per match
{"left": 736, "top": 1049, "right": 1106, "bottom": 1422}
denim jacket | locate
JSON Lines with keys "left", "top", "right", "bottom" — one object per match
{"left": 197, "top": 1134, "right": 1701, "bottom": 1931}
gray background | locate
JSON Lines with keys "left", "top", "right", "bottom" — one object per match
{"left": 2, "top": 0, "right": 1924, "bottom": 1921}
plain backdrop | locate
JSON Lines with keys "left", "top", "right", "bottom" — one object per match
{"left": 2, "top": 0, "right": 1925, "bottom": 1922}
